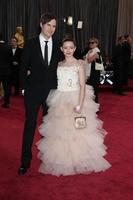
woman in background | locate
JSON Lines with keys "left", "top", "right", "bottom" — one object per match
{"left": 83, "top": 37, "right": 101, "bottom": 103}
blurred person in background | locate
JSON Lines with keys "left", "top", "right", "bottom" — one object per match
{"left": 82, "top": 37, "right": 102, "bottom": 103}
{"left": 0, "top": 33, "right": 12, "bottom": 108}
{"left": 10, "top": 37, "right": 22, "bottom": 96}
{"left": 15, "top": 26, "right": 24, "bottom": 48}
{"left": 122, "top": 34, "right": 132, "bottom": 86}
{"left": 112, "top": 36, "right": 126, "bottom": 95}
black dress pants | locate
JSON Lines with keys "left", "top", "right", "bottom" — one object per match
{"left": 21, "top": 89, "right": 49, "bottom": 167}
{"left": 0, "top": 75, "right": 10, "bottom": 105}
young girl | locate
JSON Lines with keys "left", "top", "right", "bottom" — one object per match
{"left": 36, "top": 37, "right": 111, "bottom": 176}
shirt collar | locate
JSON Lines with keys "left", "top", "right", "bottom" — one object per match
{"left": 39, "top": 33, "right": 52, "bottom": 44}
{"left": 0, "top": 40, "right": 5, "bottom": 43}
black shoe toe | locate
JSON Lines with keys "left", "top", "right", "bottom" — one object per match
{"left": 2, "top": 104, "right": 9, "bottom": 108}
{"left": 117, "top": 92, "right": 126, "bottom": 96}
{"left": 18, "top": 167, "right": 28, "bottom": 175}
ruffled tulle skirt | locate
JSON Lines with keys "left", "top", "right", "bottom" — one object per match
{"left": 36, "top": 85, "right": 111, "bottom": 176}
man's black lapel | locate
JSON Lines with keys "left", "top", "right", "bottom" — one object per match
{"left": 34, "top": 37, "right": 44, "bottom": 64}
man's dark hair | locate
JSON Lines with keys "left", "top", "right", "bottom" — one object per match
{"left": 40, "top": 12, "right": 56, "bottom": 25}
{"left": 124, "top": 34, "right": 129, "bottom": 39}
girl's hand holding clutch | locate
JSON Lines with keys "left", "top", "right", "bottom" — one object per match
{"left": 74, "top": 105, "right": 81, "bottom": 113}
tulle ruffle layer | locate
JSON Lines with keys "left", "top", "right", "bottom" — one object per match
{"left": 36, "top": 85, "right": 111, "bottom": 176}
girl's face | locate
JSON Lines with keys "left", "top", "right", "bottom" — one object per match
{"left": 61, "top": 41, "right": 76, "bottom": 58}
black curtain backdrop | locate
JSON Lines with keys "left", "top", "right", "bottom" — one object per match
{"left": 0, "top": 0, "right": 119, "bottom": 56}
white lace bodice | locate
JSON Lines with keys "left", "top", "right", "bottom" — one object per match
{"left": 57, "top": 65, "right": 80, "bottom": 91}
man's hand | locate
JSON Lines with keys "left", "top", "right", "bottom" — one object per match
{"left": 13, "top": 61, "right": 18, "bottom": 66}
{"left": 21, "top": 90, "right": 25, "bottom": 96}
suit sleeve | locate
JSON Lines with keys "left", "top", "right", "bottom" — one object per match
{"left": 19, "top": 41, "right": 31, "bottom": 90}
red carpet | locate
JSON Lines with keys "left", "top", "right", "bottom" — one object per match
{"left": 0, "top": 82, "right": 133, "bottom": 200}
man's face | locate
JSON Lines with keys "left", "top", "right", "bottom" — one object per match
{"left": 121, "top": 37, "right": 126, "bottom": 44}
{"left": 11, "top": 38, "right": 17, "bottom": 47}
{"left": 127, "top": 36, "right": 132, "bottom": 44}
{"left": 40, "top": 19, "right": 56, "bottom": 39}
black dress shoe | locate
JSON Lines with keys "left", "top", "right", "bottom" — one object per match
{"left": 18, "top": 166, "right": 28, "bottom": 175}
{"left": 13, "top": 92, "right": 19, "bottom": 96}
{"left": 117, "top": 92, "right": 126, "bottom": 96}
{"left": 112, "top": 90, "right": 117, "bottom": 94}
{"left": 1, "top": 103, "right": 9, "bottom": 108}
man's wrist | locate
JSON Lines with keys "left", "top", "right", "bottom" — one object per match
{"left": 21, "top": 89, "right": 25, "bottom": 95}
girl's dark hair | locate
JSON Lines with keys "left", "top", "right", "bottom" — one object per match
{"left": 61, "top": 35, "right": 76, "bottom": 46}
{"left": 40, "top": 12, "right": 57, "bottom": 25}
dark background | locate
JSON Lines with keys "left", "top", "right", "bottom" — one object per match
{"left": 0, "top": 0, "right": 119, "bottom": 56}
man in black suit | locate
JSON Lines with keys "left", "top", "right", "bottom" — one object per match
{"left": 112, "top": 36, "right": 126, "bottom": 95}
{"left": 122, "top": 35, "right": 132, "bottom": 86}
{"left": 0, "top": 33, "right": 12, "bottom": 108}
{"left": 10, "top": 37, "right": 22, "bottom": 95}
{"left": 18, "top": 13, "right": 61, "bottom": 175}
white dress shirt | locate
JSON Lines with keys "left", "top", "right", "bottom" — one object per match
{"left": 39, "top": 34, "right": 52, "bottom": 65}
{"left": 12, "top": 48, "right": 16, "bottom": 55}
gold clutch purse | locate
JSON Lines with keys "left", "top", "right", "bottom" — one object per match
{"left": 95, "top": 56, "right": 104, "bottom": 71}
{"left": 95, "top": 62, "right": 104, "bottom": 70}
{"left": 75, "top": 116, "right": 87, "bottom": 129}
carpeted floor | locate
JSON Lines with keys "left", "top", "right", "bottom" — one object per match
{"left": 0, "top": 83, "right": 133, "bottom": 200}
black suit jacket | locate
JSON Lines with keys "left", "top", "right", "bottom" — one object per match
{"left": 0, "top": 42, "right": 12, "bottom": 76}
{"left": 20, "top": 36, "right": 60, "bottom": 99}
{"left": 123, "top": 42, "right": 131, "bottom": 61}
{"left": 11, "top": 47, "right": 22, "bottom": 66}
